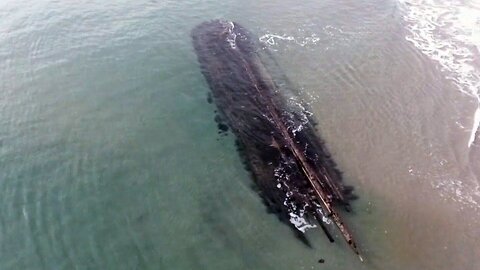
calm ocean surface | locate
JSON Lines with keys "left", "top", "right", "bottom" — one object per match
{"left": 1, "top": 0, "right": 479, "bottom": 269}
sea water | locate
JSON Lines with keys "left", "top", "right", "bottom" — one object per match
{"left": 0, "top": 0, "right": 479, "bottom": 269}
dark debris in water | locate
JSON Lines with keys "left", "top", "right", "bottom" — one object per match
{"left": 207, "top": 92, "right": 213, "bottom": 104}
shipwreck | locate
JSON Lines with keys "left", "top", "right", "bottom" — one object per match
{"left": 192, "top": 20, "right": 362, "bottom": 261}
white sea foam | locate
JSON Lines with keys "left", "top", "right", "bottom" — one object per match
{"left": 259, "top": 30, "right": 323, "bottom": 48}
{"left": 259, "top": 34, "right": 295, "bottom": 46}
{"left": 399, "top": 0, "right": 480, "bottom": 147}
{"left": 225, "top": 21, "right": 237, "bottom": 49}
{"left": 275, "top": 163, "right": 318, "bottom": 232}
{"left": 289, "top": 211, "right": 317, "bottom": 232}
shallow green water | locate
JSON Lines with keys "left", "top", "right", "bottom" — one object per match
{"left": 1, "top": 0, "right": 479, "bottom": 269}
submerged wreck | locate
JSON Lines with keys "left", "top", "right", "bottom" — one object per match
{"left": 192, "top": 20, "right": 362, "bottom": 261}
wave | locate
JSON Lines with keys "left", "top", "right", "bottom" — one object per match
{"left": 399, "top": 0, "right": 480, "bottom": 147}
{"left": 400, "top": 0, "right": 480, "bottom": 209}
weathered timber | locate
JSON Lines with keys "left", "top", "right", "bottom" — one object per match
{"left": 192, "top": 20, "right": 362, "bottom": 261}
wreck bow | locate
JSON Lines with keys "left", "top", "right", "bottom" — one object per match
{"left": 192, "top": 20, "right": 362, "bottom": 261}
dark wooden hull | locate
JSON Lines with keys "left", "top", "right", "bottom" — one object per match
{"left": 192, "top": 20, "right": 361, "bottom": 259}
